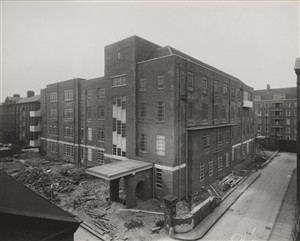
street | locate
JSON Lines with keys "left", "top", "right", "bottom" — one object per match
{"left": 202, "top": 152, "right": 296, "bottom": 241}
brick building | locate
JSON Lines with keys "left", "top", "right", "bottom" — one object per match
{"left": 0, "top": 91, "right": 41, "bottom": 147}
{"left": 254, "top": 85, "right": 297, "bottom": 140}
{"left": 40, "top": 36, "right": 255, "bottom": 207}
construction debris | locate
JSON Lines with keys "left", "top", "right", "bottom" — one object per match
{"left": 118, "top": 209, "right": 164, "bottom": 215}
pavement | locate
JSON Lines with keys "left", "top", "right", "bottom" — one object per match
{"left": 174, "top": 152, "right": 296, "bottom": 241}
{"left": 268, "top": 168, "right": 298, "bottom": 241}
{"left": 173, "top": 171, "right": 261, "bottom": 240}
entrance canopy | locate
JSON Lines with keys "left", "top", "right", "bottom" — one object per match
{"left": 86, "top": 159, "right": 153, "bottom": 181}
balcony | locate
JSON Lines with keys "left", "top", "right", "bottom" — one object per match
{"left": 29, "top": 139, "right": 41, "bottom": 147}
{"left": 243, "top": 100, "right": 253, "bottom": 108}
{"left": 30, "top": 110, "right": 41, "bottom": 117}
{"left": 30, "top": 125, "right": 41, "bottom": 132}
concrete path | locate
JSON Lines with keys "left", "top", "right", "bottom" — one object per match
{"left": 173, "top": 171, "right": 261, "bottom": 240}
{"left": 201, "top": 152, "right": 296, "bottom": 241}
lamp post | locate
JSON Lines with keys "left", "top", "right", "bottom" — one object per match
{"left": 294, "top": 58, "right": 300, "bottom": 206}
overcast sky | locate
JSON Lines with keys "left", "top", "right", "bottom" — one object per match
{"left": 1, "top": 1, "right": 299, "bottom": 101}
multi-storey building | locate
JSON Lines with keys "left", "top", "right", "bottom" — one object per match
{"left": 0, "top": 91, "right": 41, "bottom": 147}
{"left": 40, "top": 36, "right": 255, "bottom": 207}
{"left": 254, "top": 85, "right": 297, "bottom": 140}
{"left": 0, "top": 94, "right": 21, "bottom": 143}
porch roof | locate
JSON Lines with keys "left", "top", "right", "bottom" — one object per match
{"left": 86, "top": 159, "right": 153, "bottom": 181}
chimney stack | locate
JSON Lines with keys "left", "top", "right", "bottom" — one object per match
{"left": 27, "top": 91, "right": 34, "bottom": 98}
{"left": 13, "top": 94, "right": 20, "bottom": 98}
{"left": 267, "top": 84, "right": 270, "bottom": 91}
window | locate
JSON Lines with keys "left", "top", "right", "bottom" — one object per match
{"left": 88, "top": 128, "right": 92, "bottom": 140}
{"left": 203, "top": 134, "right": 210, "bottom": 150}
{"left": 80, "top": 147, "right": 85, "bottom": 161}
{"left": 64, "top": 108, "right": 73, "bottom": 120}
{"left": 200, "top": 163, "right": 205, "bottom": 181}
{"left": 81, "top": 128, "right": 84, "bottom": 140}
{"left": 286, "top": 119, "right": 290, "bottom": 125}
{"left": 97, "top": 88, "right": 105, "bottom": 98}
{"left": 286, "top": 110, "right": 290, "bottom": 116}
{"left": 81, "top": 90, "right": 85, "bottom": 100}
{"left": 257, "top": 111, "right": 261, "bottom": 116}
{"left": 202, "top": 77, "right": 208, "bottom": 94}
{"left": 157, "top": 75, "right": 165, "bottom": 90}
{"left": 50, "top": 92, "right": 58, "bottom": 102}
{"left": 225, "top": 131, "right": 230, "bottom": 143}
{"left": 87, "top": 107, "right": 92, "bottom": 120}
{"left": 88, "top": 148, "right": 92, "bottom": 161}
{"left": 64, "top": 144, "right": 74, "bottom": 157}
{"left": 157, "top": 102, "right": 165, "bottom": 122}
{"left": 121, "top": 123, "right": 126, "bottom": 137}
{"left": 257, "top": 126, "right": 261, "bottom": 132}
{"left": 112, "top": 145, "right": 117, "bottom": 155}
{"left": 294, "top": 110, "right": 297, "bottom": 116}
{"left": 140, "top": 78, "right": 146, "bottom": 92}
{"left": 64, "top": 126, "right": 74, "bottom": 138}
{"left": 222, "top": 106, "right": 226, "bottom": 120}
{"left": 98, "top": 150, "right": 104, "bottom": 164}
{"left": 286, "top": 127, "right": 291, "bottom": 133}
{"left": 140, "top": 134, "right": 147, "bottom": 152}
{"left": 49, "top": 125, "right": 57, "bottom": 135}
{"left": 188, "top": 102, "right": 193, "bottom": 122}
{"left": 97, "top": 128, "right": 105, "bottom": 142}
{"left": 87, "top": 90, "right": 92, "bottom": 100}
{"left": 113, "top": 118, "right": 117, "bottom": 132}
{"left": 231, "top": 86, "right": 235, "bottom": 99}
{"left": 295, "top": 102, "right": 297, "bottom": 107}
{"left": 50, "top": 141, "right": 57, "bottom": 152}
{"left": 218, "top": 132, "right": 223, "bottom": 147}
{"left": 214, "top": 105, "right": 219, "bottom": 120}
{"left": 121, "top": 96, "right": 126, "bottom": 109}
{"left": 64, "top": 89, "right": 73, "bottom": 101}
{"left": 258, "top": 118, "right": 262, "bottom": 124}
{"left": 223, "top": 84, "right": 228, "bottom": 96}
{"left": 139, "top": 103, "right": 147, "bottom": 122}
{"left": 117, "top": 52, "right": 121, "bottom": 60}
{"left": 218, "top": 156, "right": 222, "bottom": 172}
{"left": 155, "top": 168, "right": 162, "bottom": 189}
{"left": 156, "top": 135, "right": 165, "bottom": 156}
{"left": 225, "top": 153, "right": 230, "bottom": 167}
{"left": 286, "top": 136, "right": 290, "bottom": 140}
{"left": 231, "top": 106, "right": 234, "bottom": 120}
{"left": 286, "top": 102, "right": 291, "bottom": 108}
{"left": 294, "top": 119, "right": 297, "bottom": 125}
{"left": 117, "top": 120, "right": 121, "bottom": 134}
{"left": 187, "top": 72, "right": 194, "bottom": 91}
{"left": 265, "top": 111, "right": 269, "bottom": 116}
{"left": 50, "top": 109, "right": 58, "bottom": 119}
{"left": 202, "top": 104, "right": 208, "bottom": 121}
{"left": 209, "top": 159, "right": 213, "bottom": 176}
{"left": 265, "top": 126, "right": 269, "bottom": 132}
{"left": 112, "top": 75, "right": 126, "bottom": 87}
{"left": 214, "top": 80, "right": 219, "bottom": 98}
{"left": 97, "top": 106, "right": 104, "bottom": 120}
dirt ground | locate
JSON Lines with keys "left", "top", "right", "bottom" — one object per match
{"left": 0, "top": 151, "right": 169, "bottom": 241}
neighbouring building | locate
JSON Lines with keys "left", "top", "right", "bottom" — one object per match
{"left": 0, "top": 94, "right": 21, "bottom": 143}
{"left": 253, "top": 85, "right": 297, "bottom": 141}
{"left": 0, "top": 91, "right": 41, "bottom": 147}
{"left": 40, "top": 36, "right": 255, "bottom": 207}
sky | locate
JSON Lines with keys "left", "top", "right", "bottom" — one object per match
{"left": 1, "top": 1, "right": 299, "bottom": 101}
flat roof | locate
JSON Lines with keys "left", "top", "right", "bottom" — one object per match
{"left": 86, "top": 159, "right": 153, "bottom": 181}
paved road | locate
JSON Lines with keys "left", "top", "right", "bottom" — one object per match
{"left": 202, "top": 152, "right": 296, "bottom": 241}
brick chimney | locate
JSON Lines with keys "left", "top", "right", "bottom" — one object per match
{"left": 27, "top": 91, "right": 34, "bottom": 98}
{"left": 13, "top": 94, "right": 20, "bottom": 98}
{"left": 267, "top": 84, "right": 270, "bottom": 91}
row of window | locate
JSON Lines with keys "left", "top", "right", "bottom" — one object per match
{"left": 139, "top": 134, "right": 165, "bottom": 156}
{"left": 257, "top": 110, "right": 297, "bottom": 117}
{"left": 257, "top": 118, "right": 297, "bottom": 125}
{"left": 256, "top": 102, "right": 297, "bottom": 108}
{"left": 257, "top": 126, "right": 297, "bottom": 134}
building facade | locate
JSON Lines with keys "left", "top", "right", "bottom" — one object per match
{"left": 254, "top": 85, "right": 297, "bottom": 140}
{"left": 40, "top": 36, "right": 255, "bottom": 202}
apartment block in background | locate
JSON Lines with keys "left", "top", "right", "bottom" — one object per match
{"left": 40, "top": 36, "right": 255, "bottom": 206}
{"left": 254, "top": 85, "right": 297, "bottom": 140}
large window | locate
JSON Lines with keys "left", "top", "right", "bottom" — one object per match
{"left": 64, "top": 144, "right": 74, "bottom": 157}
{"left": 218, "top": 132, "right": 223, "bottom": 147}
{"left": 140, "top": 78, "right": 146, "bottom": 92}
{"left": 222, "top": 106, "right": 226, "bottom": 120}
{"left": 64, "top": 126, "right": 74, "bottom": 138}
{"left": 202, "top": 77, "right": 208, "bottom": 94}
{"left": 139, "top": 103, "right": 147, "bottom": 122}
{"left": 50, "top": 92, "right": 58, "bottom": 102}
{"left": 225, "top": 153, "right": 230, "bottom": 167}
{"left": 97, "top": 106, "right": 104, "bottom": 120}
{"left": 203, "top": 133, "right": 210, "bottom": 150}
{"left": 88, "top": 148, "right": 92, "bottom": 161}
{"left": 97, "top": 128, "right": 105, "bottom": 142}
{"left": 88, "top": 128, "right": 92, "bottom": 140}
{"left": 187, "top": 72, "right": 194, "bottom": 91}
{"left": 140, "top": 134, "right": 147, "bottom": 152}
{"left": 286, "top": 110, "right": 291, "bottom": 116}
{"left": 155, "top": 168, "right": 162, "bottom": 189}
{"left": 209, "top": 159, "right": 213, "bottom": 176}
{"left": 97, "top": 150, "right": 104, "bottom": 164}
{"left": 157, "top": 75, "right": 165, "bottom": 90}
{"left": 64, "top": 108, "right": 73, "bottom": 120}
{"left": 50, "top": 141, "right": 57, "bottom": 152}
{"left": 64, "top": 89, "right": 73, "bottom": 101}
{"left": 97, "top": 88, "right": 105, "bottom": 98}
{"left": 200, "top": 162, "right": 205, "bottom": 181}
{"left": 50, "top": 109, "right": 58, "bottom": 119}
{"left": 121, "top": 123, "right": 126, "bottom": 137}
{"left": 156, "top": 135, "right": 165, "bottom": 156}
{"left": 218, "top": 156, "right": 222, "bottom": 172}
{"left": 112, "top": 75, "right": 126, "bottom": 87}
{"left": 157, "top": 102, "right": 165, "bottom": 122}
{"left": 223, "top": 84, "right": 228, "bottom": 96}
{"left": 202, "top": 104, "right": 208, "bottom": 121}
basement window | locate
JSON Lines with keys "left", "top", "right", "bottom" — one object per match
{"left": 155, "top": 168, "right": 162, "bottom": 189}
